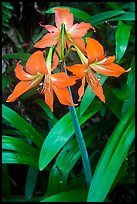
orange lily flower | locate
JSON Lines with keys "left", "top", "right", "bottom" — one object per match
{"left": 65, "top": 38, "right": 131, "bottom": 102}
{"left": 34, "top": 8, "right": 95, "bottom": 59}
{"left": 6, "top": 50, "right": 77, "bottom": 112}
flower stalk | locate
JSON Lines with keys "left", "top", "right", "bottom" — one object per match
{"left": 64, "top": 63, "right": 92, "bottom": 188}
{"left": 61, "top": 24, "right": 92, "bottom": 187}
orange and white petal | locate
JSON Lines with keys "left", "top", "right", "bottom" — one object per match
{"left": 91, "top": 63, "right": 131, "bottom": 77}
{"left": 67, "top": 37, "right": 86, "bottom": 54}
{"left": 6, "top": 77, "right": 42, "bottom": 103}
{"left": 65, "top": 64, "right": 87, "bottom": 77}
{"left": 102, "top": 56, "right": 115, "bottom": 65}
{"left": 51, "top": 72, "right": 76, "bottom": 88}
{"left": 52, "top": 84, "right": 77, "bottom": 107}
{"left": 44, "top": 87, "right": 54, "bottom": 112}
{"left": 44, "top": 25, "right": 59, "bottom": 33}
{"left": 78, "top": 77, "right": 86, "bottom": 101}
{"left": 26, "top": 51, "right": 47, "bottom": 75}
{"left": 34, "top": 33, "right": 60, "bottom": 48}
{"left": 68, "top": 22, "right": 95, "bottom": 37}
{"left": 86, "top": 70, "right": 105, "bottom": 103}
{"left": 14, "top": 62, "right": 37, "bottom": 80}
{"left": 54, "top": 8, "right": 74, "bottom": 31}
{"left": 86, "top": 38, "right": 105, "bottom": 64}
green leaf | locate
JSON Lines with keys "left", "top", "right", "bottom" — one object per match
{"left": 45, "top": 6, "right": 91, "bottom": 21}
{"left": 32, "top": 99, "right": 53, "bottom": 120}
{"left": 41, "top": 190, "right": 87, "bottom": 202}
{"left": 20, "top": 87, "right": 38, "bottom": 100}
{"left": 47, "top": 121, "right": 108, "bottom": 196}
{"left": 39, "top": 101, "right": 103, "bottom": 170}
{"left": 112, "top": 83, "right": 130, "bottom": 101}
{"left": 88, "top": 10, "right": 125, "bottom": 24}
{"left": 105, "top": 2, "right": 122, "bottom": 10}
{"left": 106, "top": 12, "right": 135, "bottom": 22}
{"left": 3, "top": 195, "right": 41, "bottom": 202}
{"left": 2, "top": 136, "right": 39, "bottom": 157}
{"left": 87, "top": 106, "right": 135, "bottom": 202}
{"left": 2, "top": 2, "right": 13, "bottom": 10}
{"left": 2, "top": 104, "right": 44, "bottom": 148}
{"left": 2, "top": 75, "right": 8, "bottom": 91}
{"left": 2, "top": 151, "right": 39, "bottom": 167}
{"left": 25, "top": 166, "right": 39, "bottom": 199}
{"left": 115, "top": 21, "right": 132, "bottom": 62}
{"left": 104, "top": 83, "right": 123, "bottom": 119}
{"left": 79, "top": 75, "right": 107, "bottom": 117}
{"left": 122, "top": 56, "right": 135, "bottom": 115}
{"left": 2, "top": 53, "right": 31, "bottom": 61}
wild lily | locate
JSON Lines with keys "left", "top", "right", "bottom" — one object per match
{"left": 6, "top": 48, "right": 77, "bottom": 112}
{"left": 65, "top": 38, "right": 131, "bottom": 102}
{"left": 34, "top": 8, "right": 95, "bottom": 61}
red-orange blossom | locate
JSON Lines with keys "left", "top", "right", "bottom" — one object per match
{"left": 6, "top": 50, "right": 77, "bottom": 112}
{"left": 34, "top": 8, "right": 95, "bottom": 55}
{"left": 65, "top": 38, "right": 131, "bottom": 102}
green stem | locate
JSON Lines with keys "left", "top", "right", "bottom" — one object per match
{"left": 69, "top": 103, "right": 92, "bottom": 187}
{"left": 60, "top": 23, "right": 92, "bottom": 187}
{"left": 64, "top": 63, "right": 92, "bottom": 188}
{"left": 61, "top": 23, "right": 65, "bottom": 59}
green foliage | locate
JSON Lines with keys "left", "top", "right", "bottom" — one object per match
{"left": 2, "top": 2, "right": 135, "bottom": 202}
{"left": 2, "top": 2, "right": 13, "bottom": 33}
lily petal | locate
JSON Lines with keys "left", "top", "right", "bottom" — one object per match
{"left": 102, "top": 56, "right": 115, "bottom": 65}
{"left": 44, "top": 86, "right": 54, "bottom": 112}
{"left": 86, "top": 38, "right": 105, "bottom": 64}
{"left": 34, "top": 33, "right": 60, "bottom": 48}
{"left": 68, "top": 22, "right": 95, "bottom": 37}
{"left": 26, "top": 51, "right": 47, "bottom": 75}
{"left": 52, "top": 84, "right": 77, "bottom": 107}
{"left": 51, "top": 72, "right": 76, "bottom": 88}
{"left": 6, "top": 77, "right": 42, "bottom": 102}
{"left": 54, "top": 8, "right": 74, "bottom": 31}
{"left": 91, "top": 63, "right": 131, "bottom": 77}
{"left": 66, "top": 37, "right": 86, "bottom": 54}
{"left": 14, "top": 62, "right": 37, "bottom": 80}
{"left": 78, "top": 77, "right": 86, "bottom": 101}
{"left": 65, "top": 64, "right": 87, "bottom": 77}
{"left": 42, "top": 24, "right": 59, "bottom": 33}
{"left": 86, "top": 69, "right": 105, "bottom": 102}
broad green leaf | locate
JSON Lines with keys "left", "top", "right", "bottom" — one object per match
{"left": 2, "top": 104, "right": 44, "bottom": 148}
{"left": 2, "top": 2, "right": 13, "bottom": 10}
{"left": 2, "top": 136, "right": 39, "bottom": 157}
{"left": 79, "top": 75, "right": 107, "bottom": 117}
{"left": 2, "top": 53, "right": 30, "bottom": 61}
{"left": 48, "top": 120, "right": 109, "bottom": 196}
{"left": 32, "top": 99, "right": 53, "bottom": 120}
{"left": 112, "top": 83, "right": 130, "bottom": 101}
{"left": 2, "top": 75, "right": 8, "bottom": 91}
{"left": 105, "top": 2, "right": 122, "bottom": 10}
{"left": 41, "top": 190, "right": 87, "bottom": 202}
{"left": 45, "top": 6, "right": 91, "bottom": 21}
{"left": 122, "top": 56, "right": 135, "bottom": 115}
{"left": 115, "top": 21, "right": 132, "bottom": 62}
{"left": 25, "top": 166, "right": 39, "bottom": 199}
{"left": 39, "top": 101, "right": 103, "bottom": 170}
{"left": 2, "top": 151, "right": 39, "bottom": 167}
{"left": 20, "top": 87, "right": 38, "bottom": 100}
{"left": 104, "top": 83, "right": 123, "bottom": 119}
{"left": 3, "top": 196, "right": 41, "bottom": 202}
{"left": 88, "top": 10, "right": 125, "bottom": 24}
{"left": 87, "top": 106, "right": 135, "bottom": 202}
{"left": 105, "top": 12, "right": 135, "bottom": 22}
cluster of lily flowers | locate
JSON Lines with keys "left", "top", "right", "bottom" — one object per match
{"left": 6, "top": 8, "right": 131, "bottom": 112}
